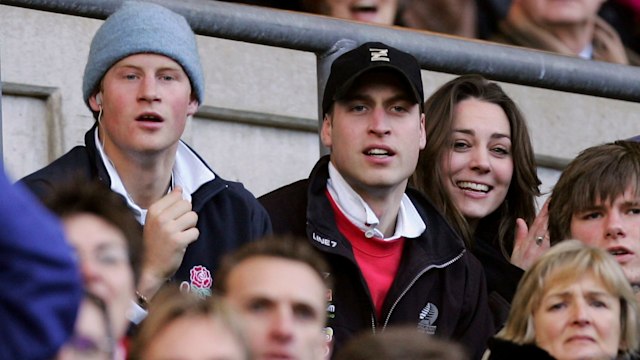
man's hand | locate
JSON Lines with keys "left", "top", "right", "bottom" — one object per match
{"left": 138, "top": 187, "right": 199, "bottom": 300}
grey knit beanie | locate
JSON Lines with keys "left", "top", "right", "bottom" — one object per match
{"left": 82, "top": 1, "right": 204, "bottom": 107}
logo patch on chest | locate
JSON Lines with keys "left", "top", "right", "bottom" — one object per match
{"left": 179, "top": 265, "right": 213, "bottom": 298}
{"left": 417, "top": 302, "right": 438, "bottom": 335}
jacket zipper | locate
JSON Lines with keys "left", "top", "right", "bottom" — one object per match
{"left": 381, "top": 250, "right": 465, "bottom": 330}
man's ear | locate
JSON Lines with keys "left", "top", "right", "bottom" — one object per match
{"left": 320, "top": 114, "right": 333, "bottom": 148}
{"left": 187, "top": 96, "right": 199, "bottom": 117}
{"left": 419, "top": 112, "right": 426, "bottom": 150}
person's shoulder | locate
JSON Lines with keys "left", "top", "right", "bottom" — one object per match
{"left": 195, "top": 175, "right": 262, "bottom": 207}
{"left": 19, "top": 146, "right": 93, "bottom": 199}
{"left": 406, "top": 187, "right": 460, "bottom": 237}
{"left": 259, "top": 178, "right": 309, "bottom": 205}
{"left": 25, "top": 146, "right": 91, "bottom": 177}
{"left": 194, "top": 176, "right": 272, "bottom": 234}
{"left": 258, "top": 179, "right": 309, "bottom": 236}
{"left": 258, "top": 178, "right": 309, "bottom": 219}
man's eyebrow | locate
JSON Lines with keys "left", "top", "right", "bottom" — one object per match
{"left": 385, "top": 93, "right": 417, "bottom": 104}
{"left": 112, "top": 64, "right": 183, "bottom": 72}
{"left": 338, "top": 93, "right": 372, "bottom": 102}
{"left": 112, "top": 64, "right": 141, "bottom": 71}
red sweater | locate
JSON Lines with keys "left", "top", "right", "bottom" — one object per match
{"left": 326, "top": 191, "right": 405, "bottom": 319}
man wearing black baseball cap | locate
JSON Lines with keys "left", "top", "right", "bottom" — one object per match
{"left": 260, "top": 42, "right": 493, "bottom": 359}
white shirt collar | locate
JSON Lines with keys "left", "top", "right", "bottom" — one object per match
{"left": 326, "top": 162, "right": 426, "bottom": 241}
{"left": 94, "top": 129, "right": 214, "bottom": 224}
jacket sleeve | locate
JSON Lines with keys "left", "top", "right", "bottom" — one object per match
{"left": 252, "top": 199, "right": 273, "bottom": 239}
{"left": 454, "top": 253, "right": 495, "bottom": 360}
{"left": 0, "top": 169, "right": 82, "bottom": 360}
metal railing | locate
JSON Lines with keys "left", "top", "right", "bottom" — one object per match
{"left": 3, "top": 0, "right": 640, "bottom": 101}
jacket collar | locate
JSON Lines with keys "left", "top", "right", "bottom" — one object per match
{"left": 85, "top": 124, "right": 225, "bottom": 214}
{"left": 326, "top": 161, "right": 425, "bottom": 240}
{"left": 306, "top": 156, "right": 466, "bottom": 266}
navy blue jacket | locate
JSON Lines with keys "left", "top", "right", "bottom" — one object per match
{"left": 20, "top": 125, "right": 271, "bottom": 293}
{"left": 260, "top": 156, "right": 494, "bottom": 360}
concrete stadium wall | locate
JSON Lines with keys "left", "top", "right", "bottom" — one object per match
{"left": 2, "top": 4, "right": 640, "bottom": 200}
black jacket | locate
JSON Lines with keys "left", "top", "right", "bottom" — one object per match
{"left": 485, "top": 338, "right": 555, "bottom": 360}
{"left": 472, "top": 223, "right": 524, "bottom": 330}
{"left": 259, "top": 156, "right": 494, "bottom": 360}
{"left": 20, "top": 125, "right": 272, "bottom": 293}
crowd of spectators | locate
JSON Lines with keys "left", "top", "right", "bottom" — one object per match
{"left": 223, "top": 0, "right": 640, "bottom": 65}
{"left": 3, "top": 1, "right": 640, "bottom": 360}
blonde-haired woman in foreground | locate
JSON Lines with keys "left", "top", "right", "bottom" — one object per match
{"left": 484, "top": 240, "right": 640, "bottom": 360}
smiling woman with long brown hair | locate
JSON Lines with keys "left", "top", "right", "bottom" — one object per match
{"left": 411, "top": 74, "right": 543, "bottom": 328}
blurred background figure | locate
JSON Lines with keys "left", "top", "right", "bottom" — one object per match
{"left": 131, "top": 286, "right": 249, "bottom": 360}
{"left": 491, "top": 0, "right": 640, "bottom": 65}
{"left": 400, "top": 0, "right": 511, "bottom": 38}
{"left": 56, "top": 292, "right": 115, "bottom": 360}
{"left": 485, "top": 240, "right": 640, "bottom": 359}
{"left": 0, "top": 167, "right": 81, "bottom": 360}
{"left": 220, "top": 0, "right": 400, "bottom": 25}
{"left": 45, "top": 181, "right": 143, "bottom": 359}
{"left": 301, "top": 0, "right": 400, "bottom": 25}
{"left": 335, "top": 325, "right": 468, "bottom": 360}
{"left": 219, "top": 0, "right": 640, "bottom": 51}
{"left": 600, "top": 0, "right": 640, "bottom": 53}
{"left": 215, "top": 236, "right": 329, "bottom": 360}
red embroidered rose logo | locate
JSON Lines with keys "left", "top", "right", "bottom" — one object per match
{"left": 190, "top": 265, "right": 212, "bottom": 289}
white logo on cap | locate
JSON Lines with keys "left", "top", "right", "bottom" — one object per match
{"left": 369, "top": 48, "right": 390, "bottom": 62}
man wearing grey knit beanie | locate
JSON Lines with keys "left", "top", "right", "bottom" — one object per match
{"left": 21, "top": 0, "right": 271, "bottom": 325}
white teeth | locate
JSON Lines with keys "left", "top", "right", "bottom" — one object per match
{"left": 367, "top": 148, "right": 389, "bottom": 156}
{"left": 609, "top": 249, "right": 629, "bottom": 255}
{"left": 457, "top": 181, "right": 489, "bottom": 192}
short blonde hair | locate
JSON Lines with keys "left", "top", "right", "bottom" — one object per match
{"left": 130, "top": 286, "right": 250, "bottom": 359}
{"left": 497, "top": 240, "right": 640, "bottom": 357}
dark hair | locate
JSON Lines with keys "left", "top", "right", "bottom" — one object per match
{"left": 44, "top": 180, "right": 143, "bottom": 283}
{"left": 215, "top": 235, "right": 331, "bottom": 293}
{"left": 548, "top": 140, "right": 640, "bottom": 244}
{"left": 411, "top": 74, "right": 540, "bottom": 257}
{"left": 335, "top": 325, "right": 468, "bottom": 360}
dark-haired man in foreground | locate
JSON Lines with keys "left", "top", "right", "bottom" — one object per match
{"left": 260, "top": 42, "right": 493, "bottom": 358}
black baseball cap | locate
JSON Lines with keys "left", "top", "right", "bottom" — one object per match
{"left": 322, "top": 42, "right": 424, "bottom": 115}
